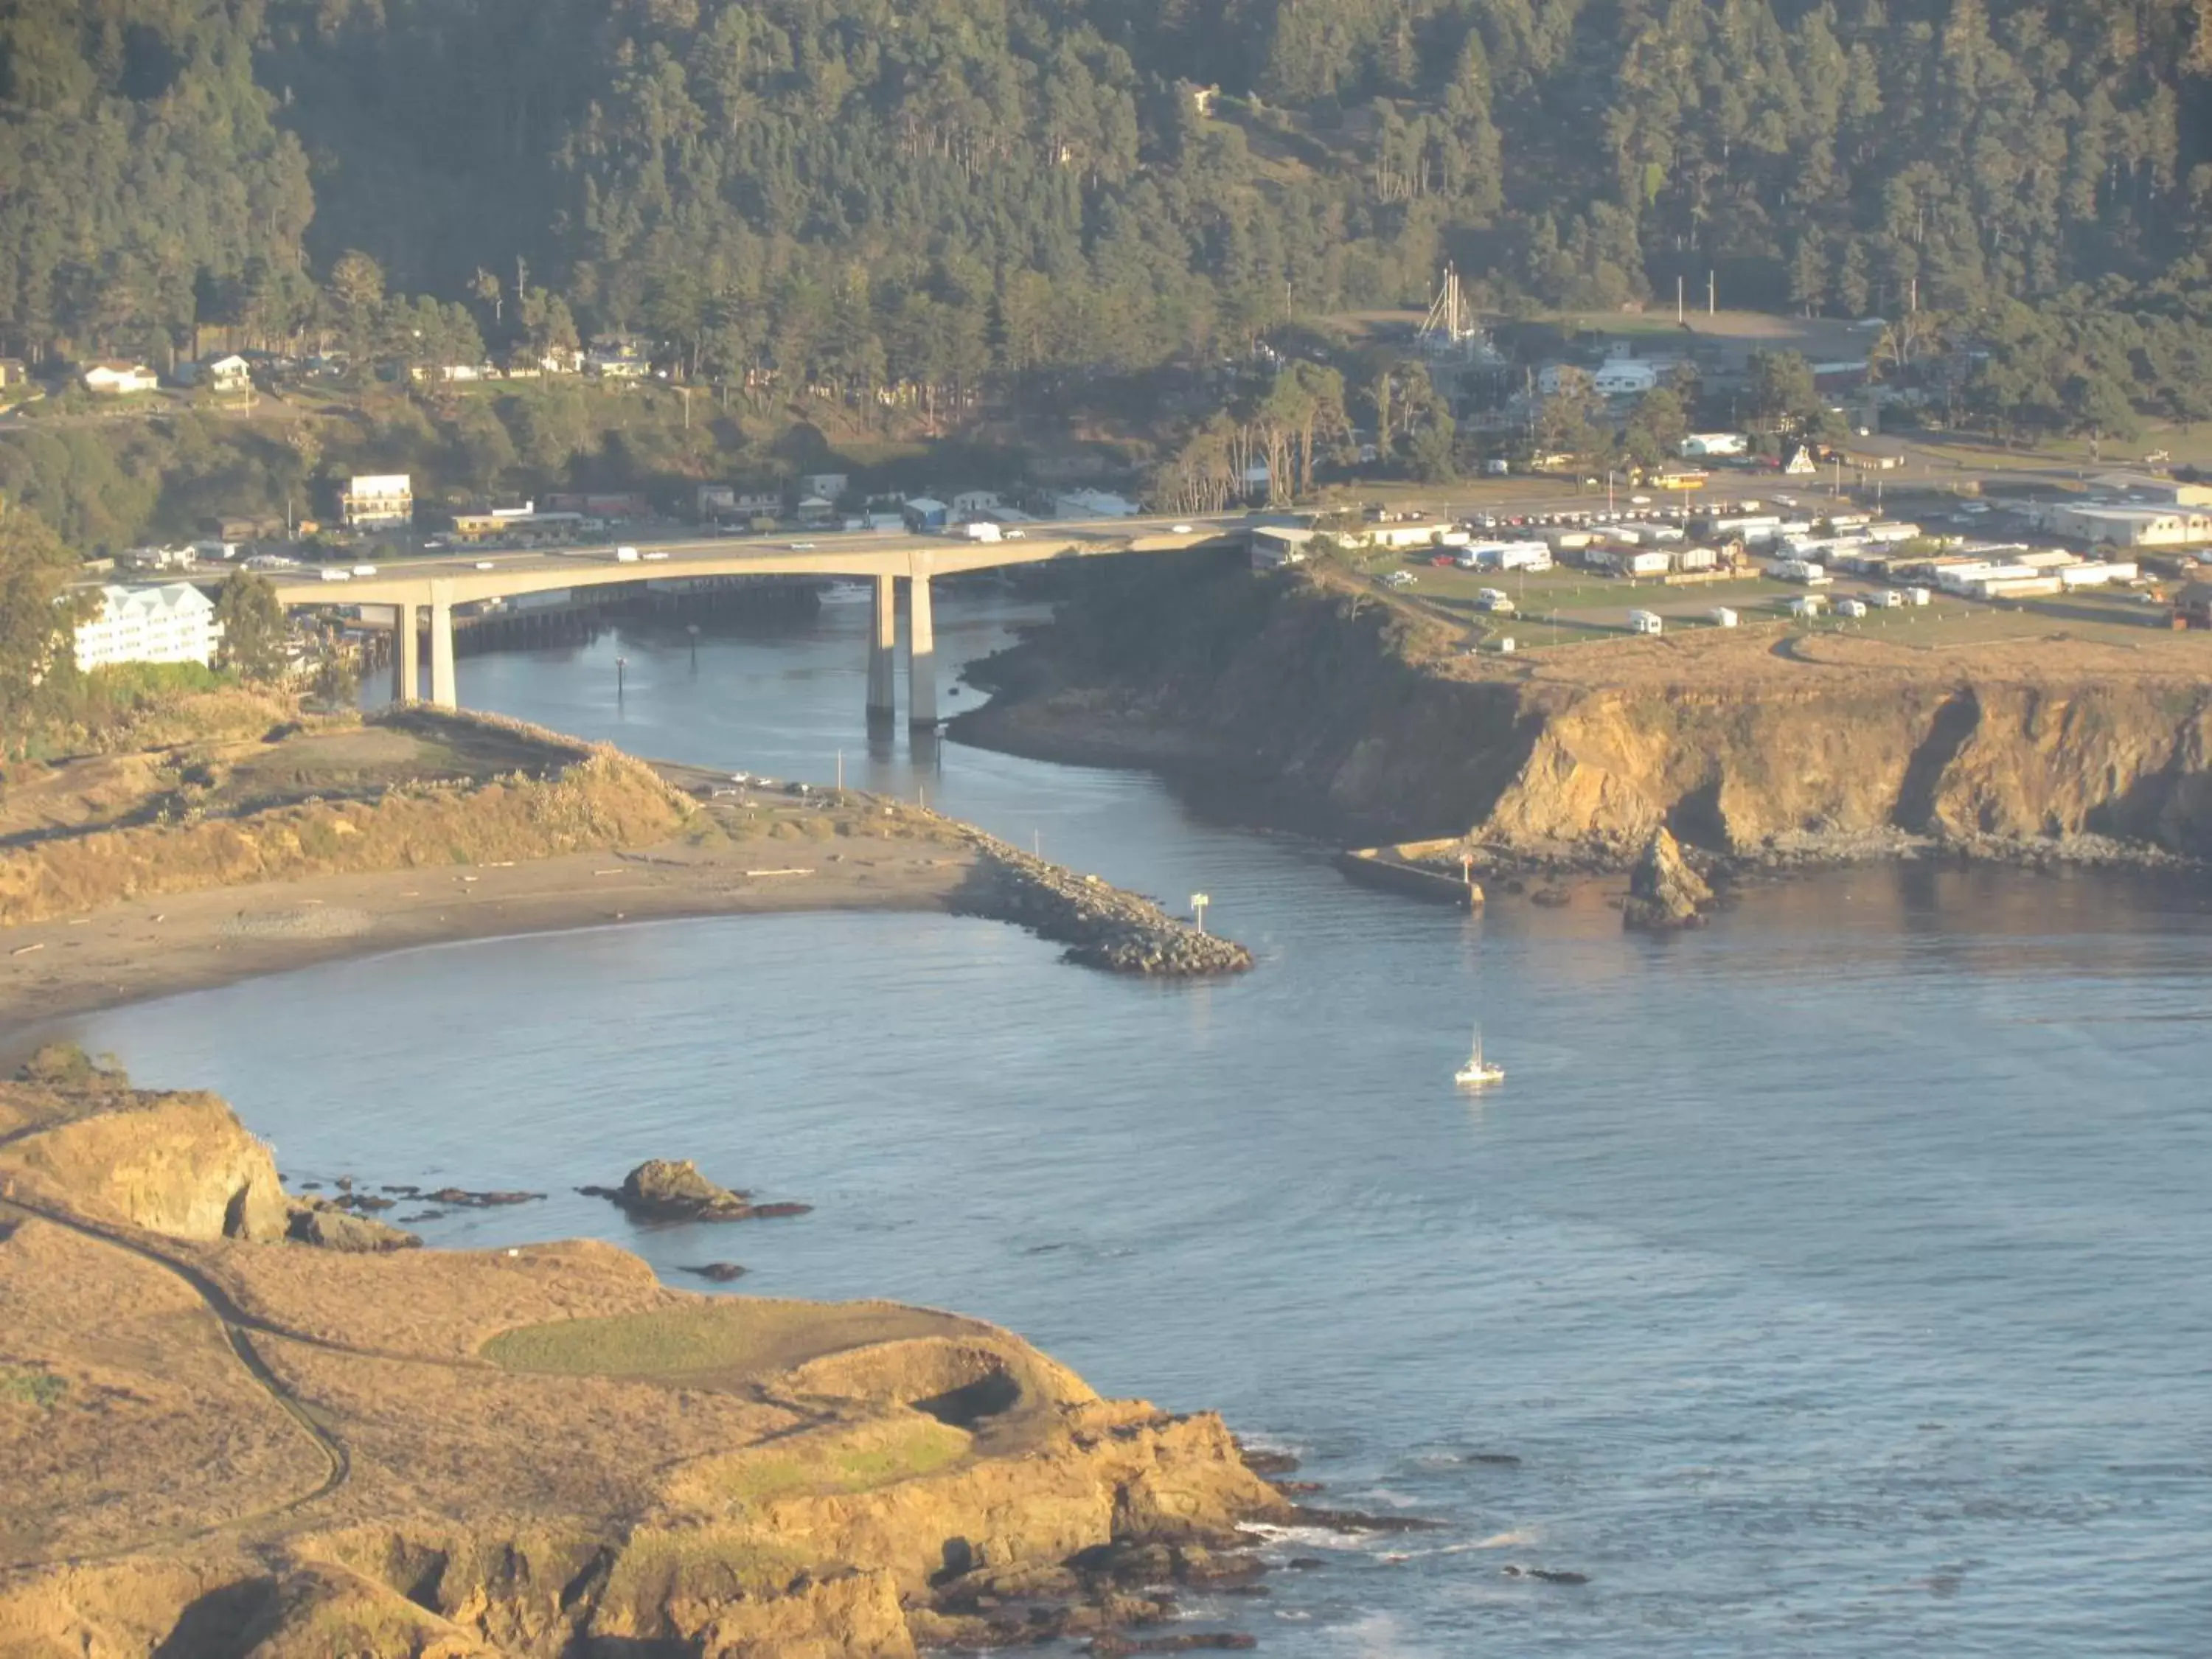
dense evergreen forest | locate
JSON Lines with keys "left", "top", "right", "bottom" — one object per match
{"left": 2, "top": 1, "right": 2211, "bottom": 433}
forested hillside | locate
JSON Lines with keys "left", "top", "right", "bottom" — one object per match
{"left": 2, "top": 0, "right": 2210, "bottom": 403}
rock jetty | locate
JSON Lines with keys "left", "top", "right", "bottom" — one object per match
{"left": 580, "top": 1158, "right": 812, "bottom": 1222}
{"left": 1621, "top": 827, "right": 1713, "bottom": 931}
{"left": 955, "top": 841, "right": 1253, "bottom": 977}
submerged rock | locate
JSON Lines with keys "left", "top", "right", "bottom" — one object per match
{"left": 1620, "top": 827, "right": 1713, "bottom": 932}
{"left": 681, "top": 1262, "right": 749, "bottom": 1282}
{"left": 580, "top": 1159, "right": 810, "bottom": 1223}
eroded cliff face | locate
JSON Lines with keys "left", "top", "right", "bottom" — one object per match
{"left": 1453, "top": 677, "right": 2212, "bottom": 858}
{"left": 963, "top": 565, "right": 2212, "bottom": 863}
{"left": 0, "top": 1088, "right": 288, "bottom": 1241}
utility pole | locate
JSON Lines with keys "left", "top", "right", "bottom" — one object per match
{"left": 1676, "top": 275, "right": 1685, "bottom": 324}
{"left": 1708, "top": 270, "right": 1717, "bottom": 317}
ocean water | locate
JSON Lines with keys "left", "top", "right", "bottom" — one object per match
{"left": 51, "top": 597, "right": 2212, "bottom": 1655}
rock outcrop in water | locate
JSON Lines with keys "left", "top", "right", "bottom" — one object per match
{"left": 580, "top": 1158, "right": 813, "bottom": 1222}
{"left": 1621, "top": 828, "right": 1713, "bottom": 931}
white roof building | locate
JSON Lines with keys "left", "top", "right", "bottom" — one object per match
{"left": 180, "top": 353, "right": 251, "bottom": 389}
{"left": 74, "top": 583, "right": 222, "bottom": 671}
{"left": 81, "top": 361, "right": 159, "bottom": 394}
{"left": 341, "top": 473, "right": 413, "bottom": 529}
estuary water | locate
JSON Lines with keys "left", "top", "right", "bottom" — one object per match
{"left": 57, "top": 596, "right": 2212, "bottom": 1655}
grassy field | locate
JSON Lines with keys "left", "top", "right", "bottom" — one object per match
{"left": 671, "top": 1417, "right": 970, "bottom": 1511}
{"left": 481, "top": 1299, "right": 975, "bottom": 1385}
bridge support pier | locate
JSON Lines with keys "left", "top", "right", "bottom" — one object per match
{"left": 907, "top": 572, "right": 937, "bottom": 730}
{"left": 866, "top": 573, "right": 897, "bottom": 726}
{"left": 390, "top": 602, "right": 418, "bottom": 703}
{"left": 428, "top": 591, "right": 457, "bottom": 709}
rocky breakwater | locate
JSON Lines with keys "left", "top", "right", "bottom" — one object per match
{"left": 951, "top": 836, "right": 1253, "bottom": 977}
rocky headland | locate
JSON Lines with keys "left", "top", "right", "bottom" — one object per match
{"left": 954, "top": 552, "right": 2212, "bottom": 887}
{"left": 0, "top": 1062, "right": 1298, "bottom": 1658}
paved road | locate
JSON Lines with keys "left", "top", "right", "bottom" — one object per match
{"left": 264, "top": 513, "right": 1246, "bottom": 607}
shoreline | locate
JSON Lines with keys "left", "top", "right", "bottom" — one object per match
{"left": 0, "top": 823, "right": 976, "bottom": 1048}
{"left": 0, "top": 770, "right": 1253, "bottom": 1046}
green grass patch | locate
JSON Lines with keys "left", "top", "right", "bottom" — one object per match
{"left": 480, "top": 1301, "right": 961, "bottom": 1384}
{"left": 698, "top": 1418, "right": 969, "bottom": 1508}
{"left": 0, "top": 1367, "right": 69, "bottom": 1411}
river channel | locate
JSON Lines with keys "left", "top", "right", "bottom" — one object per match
{"left": 57, "top": 593, "right": 2212, "bottom": 1655}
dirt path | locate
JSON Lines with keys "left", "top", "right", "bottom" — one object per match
{"left": 0, "top": 1193, "right": 352, "bottom": 1565}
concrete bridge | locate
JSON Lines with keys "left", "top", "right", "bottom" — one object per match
{"left": 272, "top": 516, "right": 1237, "bottom": 726}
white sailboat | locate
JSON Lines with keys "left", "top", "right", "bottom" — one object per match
{"left": 1454, "top": 1025, "right": 1506, "bottom": 1088}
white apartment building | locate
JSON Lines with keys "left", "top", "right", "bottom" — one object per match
{"left": 341, "top": 473, "right": 414, "bottom": 530}
{"left": 74, "top": 583, "right": 222, "bottom": 671}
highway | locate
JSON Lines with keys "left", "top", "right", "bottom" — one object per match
{"left": 266, "top": 514, "right": 1247, "bottom": 608}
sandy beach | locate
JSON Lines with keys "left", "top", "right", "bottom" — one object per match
{"left": 0, "top": 825, "right": 976, "bottom": 1045}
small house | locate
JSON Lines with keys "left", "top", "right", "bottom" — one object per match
{"left": 179, "top": 353, "right": 251, "bottom": 392}
{"left": 951, "top": 490, "right": 1002, "bottom": 515}
{"left": 801, "top": 473, "right": 850, "bottom": 503}
{"left": 902, "top": 497, "right": 950, "bottom": 532}
{"left": 585, "top": 335, "right": 651, "bottom": 378}
{"left": 1249, "top": 526, "right": 1316, "bottom": 570}
{"left": 1627, "top": 609, "right": 1663, "bottom": 636}
{"left": 1624, "top": 549, "right": 1672, "bottom": 578}
{"left": 0, "top": 358, "right": 27, "bottom": 388}
{"left": 81, "top": 361, "right": 159, "bottom": 395}
{"left": 1788, "top": 594, "right": 1826, "bottom": 619}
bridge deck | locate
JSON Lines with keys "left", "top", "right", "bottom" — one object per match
{"left": 270, "top": 519, "right": 1234, "bottom": 608}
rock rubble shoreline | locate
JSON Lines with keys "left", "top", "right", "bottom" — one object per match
{"left": 947, "top": 830, "right": 1255, "bottom": 978}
